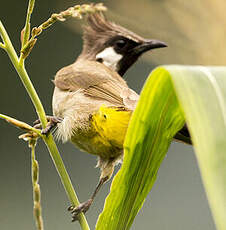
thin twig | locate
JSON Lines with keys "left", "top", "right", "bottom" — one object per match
{"left": 30, "top": 139, "right": 44, "bottom": 230}
{"left": 0, "top": 113, "right": 40, "bottom": 135}
{"left": 20, "top": 3, "right": 106, "bottom": 60}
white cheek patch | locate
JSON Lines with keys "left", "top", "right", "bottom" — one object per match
{"left": 96, "top": 47, "right": 122, "bottom": 71}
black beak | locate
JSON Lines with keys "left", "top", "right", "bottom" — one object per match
{"left": 133, "top": 39, "right": 167, "bottom": 55}
{"left": 118, "top": 39, "right": 167, "bottom": 76}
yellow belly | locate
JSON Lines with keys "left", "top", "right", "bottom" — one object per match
{"left": 69, "top": 105, "right": 132, "bottom": 159}
{"left": 91, "top": 105, "right": 132, "bottom": 149}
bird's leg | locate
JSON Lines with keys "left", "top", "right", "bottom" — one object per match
{"left": 69, "top": 159, "right": 115, "bottom": 222}
{"left": 68, "top": 176, "right": 109, "bottom": 222}
{"left": 33, "top": 116, "right": 63, "bottom": 135}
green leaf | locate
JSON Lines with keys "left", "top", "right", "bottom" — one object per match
{"left": 95, "top": 66, "right": 226, "bottom": 230}
{"left": 167, "top": 66, "right": 226, "bottom": 230}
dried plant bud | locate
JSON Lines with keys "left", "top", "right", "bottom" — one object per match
{"left": 34, "top": 184, "right": 41, "bottom": 202}
{"left": 0, "top": 114, "right": 40, "bottom": 145}
{"left": 2, "top": 115, "right": 34, "bottom": 131}
{"left": 32, "top": 27, "right": 42, "bottom": 37}
{"left": 52, "top": 13, "right": 66, "bottom": 22}
{"left": 94, "top": 3, "right": 107, "bottom": 12}
{"left": 30, "top": 138, "right": 43, "bottom": 230}
{"left": 21, "top": 38, "right": 37, "bottom": 59}
{"left": 20, "top": 27, "right": 25, "bottom": 44}
{"left": 32, "top": 160, "right": 39, "bottom": 183}
{"left": 19, "top": 132, "right": 39, "bottom": 142}
{"left": 20, "top": 3, "right": 107, "bottom": 60}
{"left": 39, "top": 3, "right": 107, "bottom": 31}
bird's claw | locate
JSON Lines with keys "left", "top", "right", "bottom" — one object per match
{"left": 33, "top": 116, "right": 63, "bottom": 135}
{"left": 69, "top": 199, "right": 93, "bottom": 222}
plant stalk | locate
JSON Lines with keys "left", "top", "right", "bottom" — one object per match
{"left": 0, "top": 20, "right": 90, "bottom": 230}
{"left": 30, "top": 139, "right": 44, "bottom": 230}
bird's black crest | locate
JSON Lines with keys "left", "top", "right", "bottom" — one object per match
{"left": 80, "top": 13, "right": 144, "bottom": 59}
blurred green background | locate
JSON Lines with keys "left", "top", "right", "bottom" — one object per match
{"left": 1, "top": 0, "right": 224, "bottom": 229}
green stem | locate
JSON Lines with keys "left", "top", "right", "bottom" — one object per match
{"left": 0, "top": 20, "right": 90, "bottom": 230}
{"left": 0, "top": 20, "right": 46, "bottom": 126}
{"left": 44, "top": 136, "right": 90, "bottom": 230}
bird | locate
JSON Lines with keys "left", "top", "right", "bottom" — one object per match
{"left": 80, "top": 12, "right": 191, "bottom": 144}
{"left": 52, "top": 59, "right": 141, "bottom": 221}
{"left": 39, "top": 12, "right": 190, "bottom": 221}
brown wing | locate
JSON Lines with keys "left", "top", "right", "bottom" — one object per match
{"left": 53, "top": 60, "right": 135, "bottom": 107}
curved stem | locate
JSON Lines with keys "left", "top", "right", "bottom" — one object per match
{"left": 44, "top": 136, "right": 90, "bottom": 230}
{"left": 0, "top": 20, "right": 47, "bottom": 127}
{"left": 0, "top": 20, "right": 90, "bottom": 230}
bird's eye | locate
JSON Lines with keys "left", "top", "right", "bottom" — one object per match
{"left": 115, "top": 39, "right": 126, "bottom": 49}
{"left": 96, "top": 58, "right": 103, "bottom": 63}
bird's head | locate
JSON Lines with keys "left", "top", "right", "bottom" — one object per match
{"left": 78, "top": 12, "right": 167, "bottom": 76}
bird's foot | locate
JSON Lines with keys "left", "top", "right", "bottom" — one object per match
{"left": 68, "top": 199, "right": 93, "bottom": 222}
{"left": 33, "top": 116, "right": 63, "bottom": 135}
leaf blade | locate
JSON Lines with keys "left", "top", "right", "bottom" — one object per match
{"left": 166, "top": 65, "right": 226, "bottom": 230}
{"left": 95, "top": 65, "right": 226, "bottom": 230}
{"left": 95, "top": 67, "right": 185, "bottom": 230}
